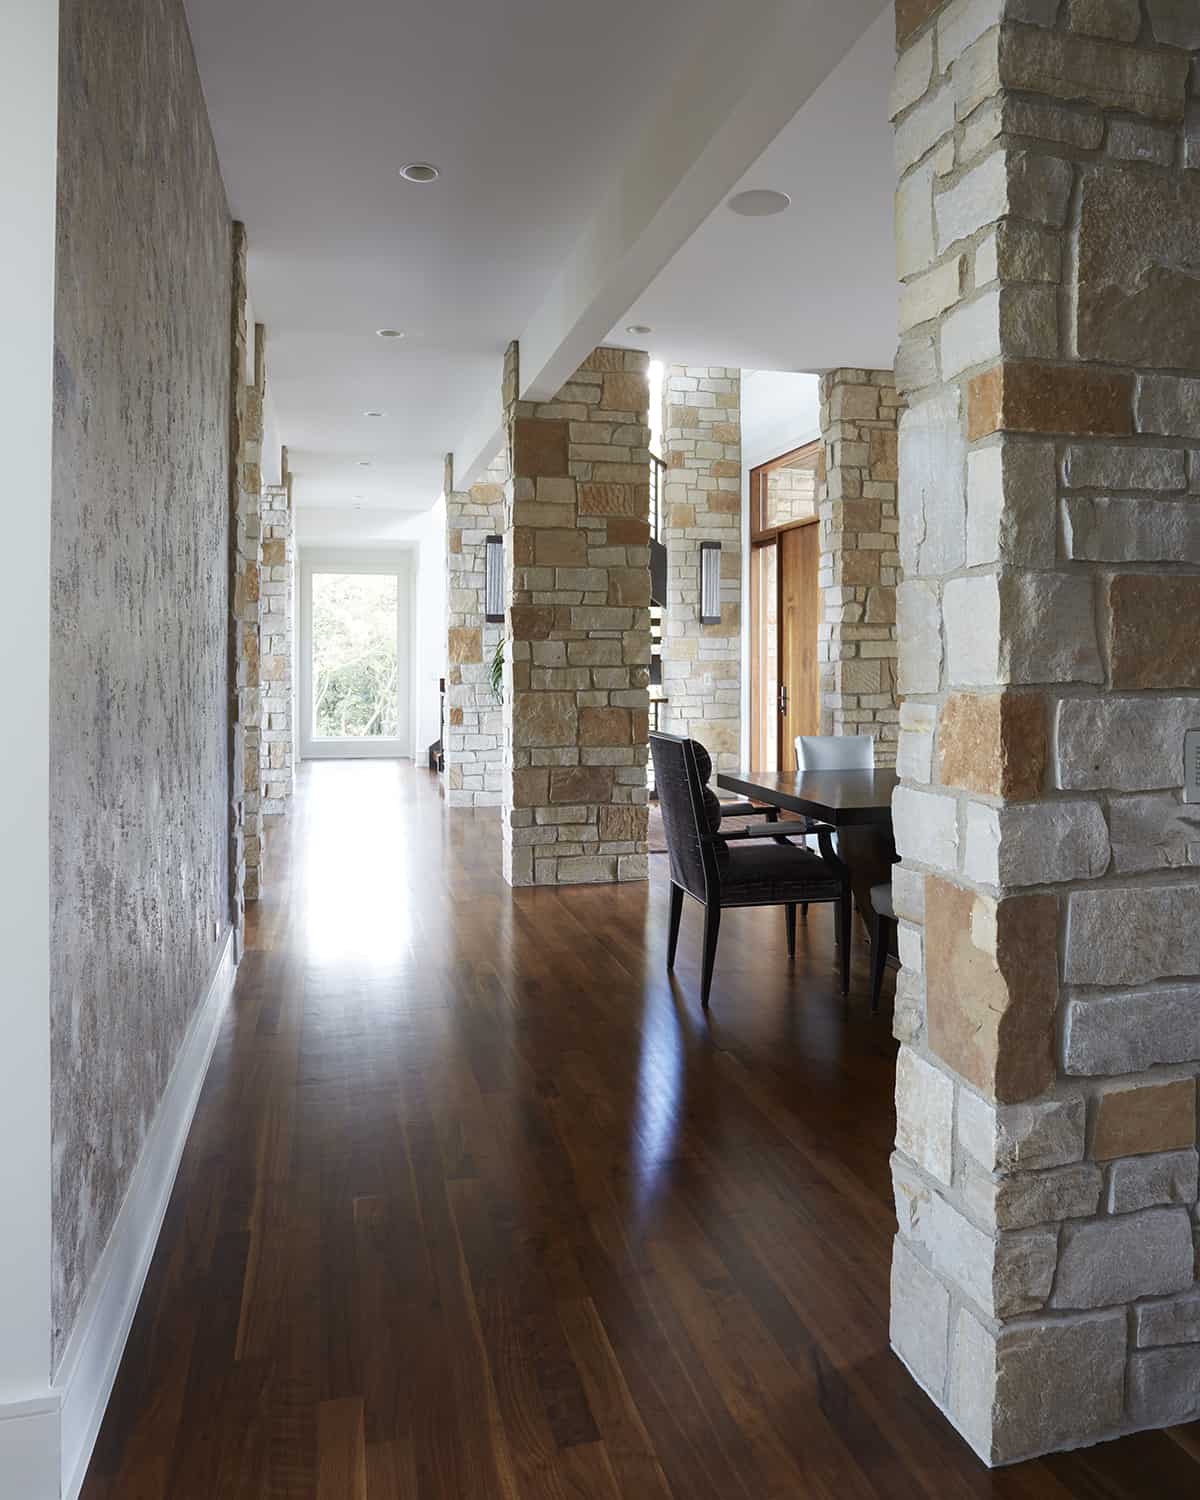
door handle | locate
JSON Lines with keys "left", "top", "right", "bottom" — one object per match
{"left": 779, "top": 685, "right": 788, "bottom": 715}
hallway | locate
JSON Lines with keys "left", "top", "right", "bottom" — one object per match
{"left": 76, "top": 763, "right": 1198, "bottom": 1498}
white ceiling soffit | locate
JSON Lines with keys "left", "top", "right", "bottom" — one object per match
{"left": 455, "top": 0, "right": 891, "bottom": 486}
{"left": 186, "top": 0, "right": 733, "bottom": 512}
{"left": 613, "top": 10, "right": 898, "bottom": 377}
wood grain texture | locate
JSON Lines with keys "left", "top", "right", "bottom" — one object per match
{"left": 80, "top": 762, "right": 1200, "bottom": 1498}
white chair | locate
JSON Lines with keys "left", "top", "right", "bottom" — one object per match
{"left": 794, "top": 734, "right": 875, "bottom": 772}
{"left": 793, "top": 736, "right": 874, "bottom": 869}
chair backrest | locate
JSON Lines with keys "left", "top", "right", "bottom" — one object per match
{"left": 794, "top": 734, "right": 874, "bottom": 772}
{"left": 650, "top": 733, "right": 718, "bottom": 903}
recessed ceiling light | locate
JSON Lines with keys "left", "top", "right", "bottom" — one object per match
{"left": 357, "top": 460, "right": 372, "bottom": 467}
{"left": 364, "top": 410, "right": 385, "bottom": 418}
{"left": 728, "top": 188, "right": 792, "bottom": 217}
{"left": 399, "top": 162, "right": 440, "bottom": 183}
{"left": 626, "top": 324, "right": 653, "bottom": 336}
{"left": 376, "top": 328, "right": 405, "bottom": 339}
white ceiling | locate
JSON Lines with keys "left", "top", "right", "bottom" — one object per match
{"left": 186, "top": 0, "right": 727, "bottom": 510}
{"left": 186, "top": 0, "right": 891, "bottom": 520}
{"left": 612, "top": 10, "right": 898, "bottom": 374}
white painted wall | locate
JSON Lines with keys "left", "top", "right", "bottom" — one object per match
{"left": 738, "top": 369, "right": 822, "bottom": 764}
{"left": 0, "top": 1, "right": 60, "bottom": 1491}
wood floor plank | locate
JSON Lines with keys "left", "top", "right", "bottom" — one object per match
{"left": 77, "top": 762, "right": 1200, "bottom": 1500}
{"left": 317, "top": 1397, "right": 367, "bottom": 1500}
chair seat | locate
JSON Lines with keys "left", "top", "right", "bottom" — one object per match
{"left": 717, "top": 842, "right": 844, "bottom": 906}
{"left": 870, "top": 881, "right": 895, "bottom": 919}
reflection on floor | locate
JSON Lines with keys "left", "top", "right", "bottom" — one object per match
{"left": 82, "top": 762, "right": 1200, "bottom": 1497}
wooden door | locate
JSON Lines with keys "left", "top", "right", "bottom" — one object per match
{"left": 778, "top": 523, "right": 819, "bottom": 768}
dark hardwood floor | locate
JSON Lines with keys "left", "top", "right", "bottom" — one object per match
{"left": 82, "top": 761, "right": 1200, "bottom": 1498}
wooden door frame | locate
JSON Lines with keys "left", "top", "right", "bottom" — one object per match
{"left": 749, "top": 439, "right": 823, "bottom": 770}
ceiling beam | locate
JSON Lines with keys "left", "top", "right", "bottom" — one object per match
{"left": 457, "top": 0, "right": 888, "bottom": 486}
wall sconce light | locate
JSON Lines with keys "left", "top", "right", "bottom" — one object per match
{"left": 700, "top": 541, "right": 722, "bottom": 625}
{"left": 485, "top": 534, "right": 504, "bottom": 623}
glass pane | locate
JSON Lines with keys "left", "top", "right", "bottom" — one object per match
{"left": 311, "top": 572, "right": 400, "bottom": 739}
{"left": 753, "top": 543, "right": 779, "bottom": 773}
{"left": 765, "top": 457, "right": 819, "bottom": 530}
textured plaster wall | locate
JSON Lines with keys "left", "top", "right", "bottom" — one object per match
{"left": 50, "top": 0, "right": 232, "bottom": 1364}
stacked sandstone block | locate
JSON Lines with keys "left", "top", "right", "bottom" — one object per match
{"left": 765, "top": 460, "right": 819, "bottom": 525}
{"left": 501, "top": 342, "right": 651, "bottom": 886}
{"left": 661, "top": 367, "right": 742, "bottom": 770}
{"left": 239, "top": 329, "right": 266, "bottom": 899}
{"left": 889, "top": 0, "right": 1200, "bottom": 1464}
{"left": 260, "top": 477, "right": 294, "bottom": 823}
{"left": 228, "top": 226, "right": 263, "bottom": 914}
{"left": 818, "top": 371, "right": 902, "bottom": 764}
{"left": 444, "top": 455, "right": 506, "bottom": 807}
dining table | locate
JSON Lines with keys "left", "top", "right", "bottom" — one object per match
{"left": 716, "top": 766, "right": 899, "bottom": 927}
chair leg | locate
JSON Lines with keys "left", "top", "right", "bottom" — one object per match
{"left": 701, "top": 904, "right": 721, "bottom": 1009}
{"left": 785, "top": 904, "right": 797, "bottom": 959}
{"left": 667, "top": 882, "right": 684, "bottom": 971}
{"left": 870, "top": 911, "right": 894, "bottom": 1014}
{"left": 838, "top": 888, "right": 851, "bottom": 997}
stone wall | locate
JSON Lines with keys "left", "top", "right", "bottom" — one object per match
{"left": 890, "top": 0, "right": 1200, "bottom": 1463}
{"left": 766, "top": 461, "right": 819, "bottom": 526}
{"left": 661, "top": 366, "right": 742, "bottom": 770}
{"left": 236, "top": 317, "right": 266, "bottom": 900}
{"left": 817, "top": 370, "right": 902, "bottom": 765}
{"left": 260, "top": 465, "right": 295, "bottom": 824}
{"left": 49, "top": 0, "right": 232, "bottom": 1363}
{"left": 445, "top": 454, "right": 507, "bottom": 807}
{"left": 501, "top": 342, "right": 651, "bottom": 886}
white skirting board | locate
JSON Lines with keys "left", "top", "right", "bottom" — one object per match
{"left": 53, "top": 929, "right": 237, "bottom": 1500}
{"left": 0, "top": 1397, "right": 61, "bottom": 1500}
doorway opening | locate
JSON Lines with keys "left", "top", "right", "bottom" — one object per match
{"left": 299, "top": 550, "right": 414, "bottom": 760}
{"left": 749, "top": 441, "right": 822, "bottom": 772}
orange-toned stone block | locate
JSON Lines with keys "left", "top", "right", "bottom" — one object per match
{"left": 1093, "top": 1080, "right": 1196, "bottom": 1161}
{"left": 938, "top": 692, "right": 1047, "bottom": 801}
{"left": 579, "top": 483, "right": 644, "bottom": 516}
{"left": 513, "top": 417, "right": 569, "bottom": 479}
{"left": 599, "top": 805, "right": 648, "bottom": 843}
{"left": 1107, "top": 575, "right": 1200, "bottom": 689}
{"left": 550, "top": 766, "right": 614, "bottom": 804}
{"left": 447, "top": 627, "right": 482, "bottom": 664}
{"left": 967, "top": 362, "right": 1133, "bottom": 442}
{"left": 509, "top": 605, "right": 555, "bottom": 642}
{"left": 511, "top": 767, "right": 548, "bottom": 807}
{"left": 579, "top": 707, "right": 633, "bottom": 747}
{"left": 606, "top": 517, "right": 650, "bottom": 546}
{"left": 601, "top": 373, "right": 646, "bottom": 412}
{"left": 925, "top": 878, "right": 1059, "bottom": 1104}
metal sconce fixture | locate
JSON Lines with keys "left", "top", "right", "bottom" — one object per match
{"left": 699, "top": 541, "right": 722, "bottom": 625}
{"left": 485, "top": 535, "right": 504, "bottom": 623}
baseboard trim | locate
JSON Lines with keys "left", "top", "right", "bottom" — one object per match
{"left": 0, "top": 1396, "right": 60, "bottom": 1500}
{"left": 54, "top": 929, "right": 237, "bottom": 1500}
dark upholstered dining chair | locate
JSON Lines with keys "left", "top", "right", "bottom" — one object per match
{"left": 650, "top": 732, "right": 851, "bottom": 1007}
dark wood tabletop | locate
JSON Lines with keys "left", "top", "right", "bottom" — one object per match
{"left": 716, "top": 767, "right": 898, "bottom": 827}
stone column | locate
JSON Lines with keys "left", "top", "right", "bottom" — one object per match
{"left": 501, "top": 341, "right": 651, "bottom": 886}
{"left": 660, "top": 366, "right": 742, "bottom": 770}
{"left": 237, "top": 318, "right": 266, "bottom": 901}
{"left": 444, "top": 454, "right": 507, "bottom": 806}
{"left": 817, "top": 370, "right": 902, "bottom": 764}
{"left": 260, "top": 451, "right": 294, "bottom": 825}
{"left": 227, "top": 226, "right": 258, "bottom": 931}
{"left": 890, "top": 0, "right": 1200, "bottom": 1464}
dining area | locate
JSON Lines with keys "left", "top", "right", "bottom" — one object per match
{"left": 650, "top": 731, "right": 898, "bottom": 1012}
